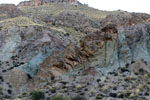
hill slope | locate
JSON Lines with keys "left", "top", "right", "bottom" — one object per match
{"left": 0, "top": 1, "right": 150, "bottom": 100}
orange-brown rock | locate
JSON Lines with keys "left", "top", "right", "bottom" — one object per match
{"left": 80, "top": 24, "right": 118, "bottom": 59}
{"left": 83, "top": 67, "right": 98, "bottom": 76}
{"left": 64, "top": 42, "right": 81, "bottom": 69}
{"left": 36, "top": 24, "right": 118, "bottom": 81}
{"left": 37, "top": 42, "right": 81, "bottom": 80}
{"left": 37, "top": 50, "right": 67, "bottom": 81}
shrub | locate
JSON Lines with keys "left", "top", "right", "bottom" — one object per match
{"left": 71, "top": 95, "right": 86, "bottom": 100}
{"left": 30, "top": 90, "right": 45, "bottom": 100}
{"left": 50, "top": 95, "right": 68, "bottom": 100}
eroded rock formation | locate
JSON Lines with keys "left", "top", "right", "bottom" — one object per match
{"left": 0, "top": 4, "right": 23, "bottom": 18}
{"left": 0, "top": 1, "right": 150, "bottom": 99}
{"left": 18, "top": 0, "right": 78, "bottom": 8}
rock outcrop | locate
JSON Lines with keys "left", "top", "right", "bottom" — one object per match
{"left": 3, "top": 68, "right": 28, "bottom": 95}
{"left": 129, "top": 60, "right": 150, "bottom": 74}
{"left": 0, "top": 4, "right": 23, "bottom": 19}
{"left": 49, "top": 11, "right": 99, "bottom": 34}
{"left": 18, "top": 0, "right": 79, "bottom": 8}
{"left": 0, "top": 1, "right": 150, "bottom": 99}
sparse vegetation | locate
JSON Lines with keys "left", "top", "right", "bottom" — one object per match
{"left": 0, "top": 1, "right": 150, "bottom": 100}
{"left": 19, "top": 4, "right": 112, "bottom": 21}
{"left": 0, "top": 16, "right": 44, "bottom": 30}
{"left": 30, "top": 90, "right": 45, "bottom": 100}
{"left": 50, "top": 95, "right": 69, "bottom": 100}
{"left": 71, "top": 95, "right": 86, "bottom": 100}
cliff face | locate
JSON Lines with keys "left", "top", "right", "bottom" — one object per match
{"left": 18, "top": 0, "right": 78, "bottom": 8}
{"left": 0, "top": 2, "right": 150, "bottom": 100}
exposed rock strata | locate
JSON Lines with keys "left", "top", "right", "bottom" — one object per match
{"left": 0, "top": 3, "right": 150, "bottom": 99}
{"left": 37, "top": 13, "right": 150, "bottom": 81}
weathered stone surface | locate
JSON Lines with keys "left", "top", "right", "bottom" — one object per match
{"left": 0, "top": 1, "right": 150, "bottom": 99}
{"left": 82, "top": 67, "right": 98, "bottom": 76}
{"left": 0, "top": 4, "right": 23, "bottom": 18}
{"left": 3, "top": 68, "right": 28, "bottom": 94}
{"left": 36, "top": 15, "right": 150, "bottom": 81}
{"left": 37, "top": 42, "right": 80, "bottom": 81}
{"left": 100, "top": 12, "right": 150, "bottom": 27}
{"left": 129, "top": 60, "right": 150, "bottom": 74}
{"left": 79, "top": 24, "right": 119, "bottom": 72}
{"left": 0, "top": 25, "right": 68, "bottom": 96}
{"left": 18, "top": 0, "right": 79, "bottom": 8}
{"left": 64, "top": 42, "right": 81, "bottom": 68}
{"left": 37, "top": 50, "right": 66, "bottom": 80}
{"left": 36, "top": 24, "right": 119, "bottom": 80}
{"left": 50, "top": 11, "right": 99, "bottom": 34}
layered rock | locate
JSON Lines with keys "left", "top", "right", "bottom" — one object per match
{"left": 36, "top": 42, "right": 81, "bottom": 81}
{"left": 36, "top": 24, "right": 118, "bottom": 81}
{"left": 0, "top": 14, "right": 87, "bottom": 95}
{"left": 37, "top": 12, "right": 150, "bottom": 80}
{"left": 0, "top": 2, "right": 150, "bottom": 98}
{"left": 82, "top": 13, "right": 150, "bottom": 72}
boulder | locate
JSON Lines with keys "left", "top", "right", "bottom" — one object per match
{"left": 129, "top": 60, "right": 150, "bottom": 74}
{"left": 3, "top": 68, "right": 28, "bottom": 94}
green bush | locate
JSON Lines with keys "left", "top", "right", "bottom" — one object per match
{"left": 50, "top": 95, "right": 69, "bottom": 100}
{"left": 72, "top": 95, "right": 86, "bottom": 100}
{"left": 30, "top": 90, "right": 45, "bottom": 100}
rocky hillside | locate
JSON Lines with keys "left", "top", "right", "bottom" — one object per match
{"left": 0, "top": 0, "right": 150, "bottom": 100}
{"left": 18, "top": 0, "right": 80, "bottom": 8}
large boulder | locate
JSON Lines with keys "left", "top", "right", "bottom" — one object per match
{"left": 129, "top": 60, "right": 150, "bottom": 74}
{"left": 3, "top": 68, "right": 28, "bottom": 95}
